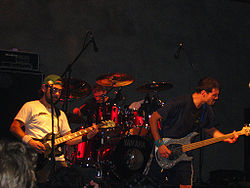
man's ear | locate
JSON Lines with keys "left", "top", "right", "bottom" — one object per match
{"left": 41, "top": 84, "right": 47, "bottom": 93}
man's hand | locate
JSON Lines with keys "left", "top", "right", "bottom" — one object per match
{"left": 87, "top": 124, "right": 99, "bottom": 140}
{"left": 158, "top": 144, "right": 171, "bottom": 158}
{"left": 224, "top": 130, "right": 238, "bottom": 143}
{"left": 28, "top": 139, "right": 46, "bottom": 154}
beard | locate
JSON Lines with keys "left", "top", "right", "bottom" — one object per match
{"left": 45, "top": 93, "right": 60, "bottom": 105}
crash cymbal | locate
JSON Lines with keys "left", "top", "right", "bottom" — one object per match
{"left": 136, "top": 81, "right": 173, "bottom": 93}
{"left": 96, "top": 73, "right": 134, "bottom": 87}
{"left": 62, "top": 78, "right": 91, "bottom": 99}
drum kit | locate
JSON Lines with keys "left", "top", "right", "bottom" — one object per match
{"left": 62, "top": 72, "right": 173, "bottom": 182}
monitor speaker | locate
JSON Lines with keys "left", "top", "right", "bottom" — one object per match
{"left": 0, "top": 70, "right": 43, "bottom": 139}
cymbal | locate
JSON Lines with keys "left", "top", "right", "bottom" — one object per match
{"left": 96, "top": 73, "right": 134, "bottom": 87}
{"left": 136, "top": 81, "right": 173, "bottom": 93}
{"left": 62, "top": 78, "right": 91, "bottom": 99}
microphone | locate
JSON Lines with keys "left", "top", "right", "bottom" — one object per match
{"left": 89, "top": 32, "right": 99, "bottom": 52}
{"left": 174, "top": 42, "right": 183, "bottom": 59}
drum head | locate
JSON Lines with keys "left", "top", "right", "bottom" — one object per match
{"left": 113, "top": 135, "right": 153, "bottom": 179}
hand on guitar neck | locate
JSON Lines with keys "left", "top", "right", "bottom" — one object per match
{"left": 86, "top": 123, "right": 99, "bottom": 140}
{"left": 211, "top": 129, "right": 239, "bottom": 144}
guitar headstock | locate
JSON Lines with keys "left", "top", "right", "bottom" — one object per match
{"left": 99, "top": 120, "right": 116, "bottom": 128}
{"left": 241, "top": 124, "right": 250, "bottom": 136}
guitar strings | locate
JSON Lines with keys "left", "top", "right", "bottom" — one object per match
{"left": 166, "top": 131, "right": 240, "bottom": 154}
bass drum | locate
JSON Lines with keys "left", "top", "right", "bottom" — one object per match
{"left": 112, "top": 135, "right": 153, "bottom": 179}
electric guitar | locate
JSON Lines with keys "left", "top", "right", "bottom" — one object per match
{"left": 35, "top": 120, "right": 116, "bottom": 158}
{"left": 155, "top": 124, "right": 250, "bottom": 169}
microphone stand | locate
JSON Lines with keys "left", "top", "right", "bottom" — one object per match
{"left": 140, "top": 94, "right": 151, "bottom": 136}
{"left": 61, "top": 31, "right": 95, "bottom": 113}
{"left": 49, "top": 85, "right": 56, "bottom": 177}
{"left": 178, "top": 44, "right": 203, "bottom": 185}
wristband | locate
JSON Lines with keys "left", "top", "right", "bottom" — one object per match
{"left": 22, "top": 135, "right": 32, "bottom": 144}
{"left": 82, "top": 135, "right": 88, "bottom": 142}
{"left": 155, "top": 138, "right": 164, "bottom": 147}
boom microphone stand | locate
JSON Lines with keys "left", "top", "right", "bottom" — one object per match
{"left": 61, "top": 31, "right": 97, "bottom": 112}
{"left": 48, "top": 84, "right": 56, "bottom": 176}
{"left": 175, "top": 42, "right": 204, "bottom": 185}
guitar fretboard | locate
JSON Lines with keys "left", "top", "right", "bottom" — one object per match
{"left": 182, "top": 131, "right": 242, "bottom": 152}
{"left": 54, "top": 127, "right": 92, "bottom": 146}
{"left": 52, "top": 120, "right": 115, "bottom": 146}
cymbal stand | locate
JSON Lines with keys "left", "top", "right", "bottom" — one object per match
{"left": 138, "top": 94, "right": 151, "bottom": 136}
{"left": 98, "top": 87, "right": 115, "bottom": 121}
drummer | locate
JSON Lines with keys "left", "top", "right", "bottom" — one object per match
{"left": 73, "top": 84, "right": 109, "bottom": 126}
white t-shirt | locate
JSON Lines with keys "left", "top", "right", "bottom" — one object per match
{"left": 15, "top": 100, "right": 71, "bottom": 161}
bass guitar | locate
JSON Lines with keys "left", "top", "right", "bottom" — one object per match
{"left": 155, "top": 124, "right": 250, "bottom": 169}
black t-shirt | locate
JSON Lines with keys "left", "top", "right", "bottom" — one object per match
{"left": 157, "top": 95, "right": 218, "bottom": 138}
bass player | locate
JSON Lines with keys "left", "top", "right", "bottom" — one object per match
{"left": 146, "top": 77, "right": 238, "bottom": 188}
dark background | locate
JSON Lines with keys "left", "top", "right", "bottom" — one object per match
{"left": 0, "top": 0, "right": 249, "bottom": 183}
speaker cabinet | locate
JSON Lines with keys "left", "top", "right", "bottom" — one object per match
{"left": 244, "top": 108, "right": 250, "bottom": 181}
{"left": 0, "top": 70, "right": 43, "bottom": 139}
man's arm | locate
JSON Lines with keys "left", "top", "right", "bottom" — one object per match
{"left": 149, "top": 111, "right": 171, "bottom": 158}
{"left": 9, "top": 120, "right": 46, "bottom": 153}
{"left": 204, "top": 127, "right": 238, "bottom": 143}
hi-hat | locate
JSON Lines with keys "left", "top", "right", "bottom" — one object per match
{"left": 136, "top": 81, "right": 173, "bottom": 93}
{"left": 96, "top": 73, "right": 134, "bottom": 87}
{"left": 62, "top": 78, "right": 91, "bottom": 99}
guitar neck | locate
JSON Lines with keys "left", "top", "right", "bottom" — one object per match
{"left": 52, "top": 120, "right": 115, "bottom": 146}
{"left": 54, "top": 127, "right": 92, "bottom": 146}
{"left": 182, "top": 130, "right": 242, "bottom": 152}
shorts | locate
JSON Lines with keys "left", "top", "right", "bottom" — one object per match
{"left": 147, "top": 157, "right": 193, "bottom": 186}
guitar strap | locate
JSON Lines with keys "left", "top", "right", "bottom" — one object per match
{"left": 192, "top": 103, "right": 207, "bottom": 134}
{"left": 200, "top": 104, "right": 207, "bottom": 123}
{"left": 54, "top": 107, "right": 61, "bottom": 131}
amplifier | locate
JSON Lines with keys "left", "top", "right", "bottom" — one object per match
{"left": 0, "top": 49, "right": 39, "bottom": 71}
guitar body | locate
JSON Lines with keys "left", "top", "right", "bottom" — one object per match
{"left": 34, "top": 133, "right": 64, "bottom": 172}
{"left": 34, "top": 133, "right": 63, "bottom": 158}
{"left": 155, "top": 132, "right": 199, "bottom": 169}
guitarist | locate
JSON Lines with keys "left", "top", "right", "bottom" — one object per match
{"left": 9, "top": 74, "right": 99, "bottom": 184}
{"left": 146, "top": 77, "right": 238, "bottom": 188}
